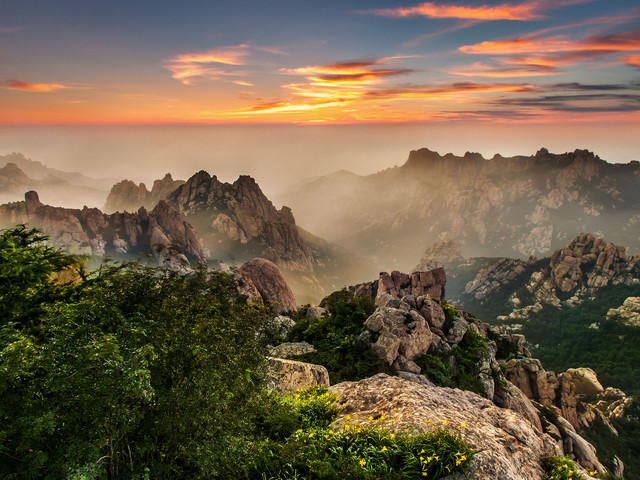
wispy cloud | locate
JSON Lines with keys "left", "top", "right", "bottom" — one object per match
{"left": 360, "top": 1, "right": 544, "bottom": 21}
{"left": 360, "top": 0, "right": 595, "bottom": 22}
{"left": 2, "top": 79, "right": 68, "bottom": 92}
{"left": 454, "top": 29, "right": 640, "bottom": 77}
{"left": 164, "top": 43, "right": 285, "bottom": 85}
{"left": 164, "top": 44, "right": 250, "bottom": 85}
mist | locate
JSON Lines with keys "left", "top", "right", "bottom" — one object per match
{"left": 1, "top": 123, "right": 638, "bottom": 206}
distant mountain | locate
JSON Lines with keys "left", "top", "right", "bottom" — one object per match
{"left": 165, "top": 171, "right": 368, "bottom": 302}
{"left": 1, "top": 152, "right": 121, "bottom": 190}
{"left": 279, "top": 148, "right": 640, "bottom": 271}
{"left": 0, "top": 191, "right": 207, "bottom": 267}
{"left": 0, "top": 153, "right": 115, "bottom": 208}
{"left": 104, "top": 173, "right": 185, "bottom": 213}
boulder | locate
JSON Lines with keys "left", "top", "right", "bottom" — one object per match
{"left": 364, "top": 307, "right": 432, "bottom": 366}
{"left": 332, "top": 374, "right": 556, "bottom": 480}
{"left": 266, "top": 357, "right": 329, "bottom": 394}
{"left": 268, "top": 342, "right": 315, "bottom": 359}
{"left": 238, "top": 258, "right": 297, "bottom": 313}
{"left": 564, "top": 367, "right": 604, "bottom": 396}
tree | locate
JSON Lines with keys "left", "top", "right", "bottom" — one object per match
{"left": 0, "top": 226, "right": 269, "bottom": 479}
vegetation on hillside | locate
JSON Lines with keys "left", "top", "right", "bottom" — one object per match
{"left": 0, "top": 226, "right": 475, "bottom": 479}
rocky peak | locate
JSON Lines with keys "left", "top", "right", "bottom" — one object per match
{"left": 104, "top": 179, "right": 149, "bottom": 213}
{"left": 168, "top": 171, "right": 314, "bottom": 273}
{"left": 413, "top": 239, "right": 462, "bottom": 272}
{"left": 25, "top": 190, "right": 43, "bottom": 216}
{"left": 0, "top": 162, "right": 31, "bottom": 182}
{"left": 0, "top": 192, "right": 207, "bottom": 266}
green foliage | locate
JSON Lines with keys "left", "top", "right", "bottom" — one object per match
{"left": 578, "top": 399, "right": 640, "bottom": 480}
{"left": 416, "top": 327, "right": 487, "bottom": 395}
{"left": 0, "top": 226, "right": 270, "bottom": 479}
{"left": 0, "top": 225, "right": 84, "bottom": 329}
{"left": 541, "top": 456, "right": 585, "bottom": 480}
{"left": 521, "top": 283, "right": 640, "bottom": 396}
{"left": 286, "top": 289, "right": 392, "bottom": 383}
{"left": 254, "top": 418, "right": 473, "bottom": 480}
{"left": 258, "top": 386, "right": 339, "bottom": 440}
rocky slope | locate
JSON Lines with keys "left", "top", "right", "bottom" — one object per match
{"left": 0, "top": 191, "right": 207, "bottom": 266}
{"left": 279, "top": 148, "right": 640, "bottom": 270}
{"left": 103, "top": 173, "right": 185, "bottom": 213}
{"left": 272, "top": 266, "right": 629, "bottom": 477}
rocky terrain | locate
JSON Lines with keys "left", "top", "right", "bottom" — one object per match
{"left": 279, "top": 148, "right": 640, "bottom": 270}
{"left": 0, "top": 191, "right": 207, "bottom": 266}
{"left": 608, "top": 297, "right": 640, "bottom": 327}
{"left": 268, "top": 266, "right": 635, "bottom": 478}
{"left": 103, "top": 173, "right": 185, "bottom": 213}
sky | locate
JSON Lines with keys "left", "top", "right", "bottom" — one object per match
{"left": 0, "top": 0, "right": 639, "bottom": 189}
{"left": 1, "top": 0, "right": 639, "bottom": 125}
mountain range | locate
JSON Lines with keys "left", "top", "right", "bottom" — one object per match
{"left": 278, "top": 148, "right": 640, "bottom": 271}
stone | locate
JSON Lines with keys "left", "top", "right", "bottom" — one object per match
{"left": 238, "top": 258, "right": 297, "bottom": 313}
{"left": 364, "top": 307, "right": 432, "bottom": 365}
{"left": 306, "top": 306, "right": 326, "bottom": 318}
{"left": 268, "top": 341, "right": 315, "bottom": 359}
{"left": 266, "top": 357, "right": 330, "bottom": 394}
{"left": 493, "top": 378, "right": 543, "bottom": 432}
{"left": 332, "top": 374, "right": 556, "bottom": 480}
{"left": 564, "top": 367, "right": 604, "bottom": 396}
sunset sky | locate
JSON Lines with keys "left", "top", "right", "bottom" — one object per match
{"left": 1, "top": 0, "right": 639, "bottom": 125}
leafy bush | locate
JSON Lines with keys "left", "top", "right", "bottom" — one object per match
{"left": 285, "top": 289, "right": 392, "bottom": 383}
{"left": 254, "top": 417, "right": 473, "bottom": 480}
{"left": 416, "top": 327, "right": 487, "bottom": 395}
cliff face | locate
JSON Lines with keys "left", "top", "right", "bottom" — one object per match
{"left": 103, "top": 173, "right": 185, "bottom": 213}
{"left": 167, "top": 171, "right": 315, "bottom": 272}
{"left": 0, "top": 191, "right": 207, "bottom": 266}
{"left": 280, "top": 148, "right": 640, "bottom": 269}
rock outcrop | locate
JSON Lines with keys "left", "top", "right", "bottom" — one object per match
{"left": 238, "top": 258, "right": 297, "bottom": 313}
{"left": 349, "top": 268, "right": 446, "bottom": 305}
{"left": 0, "top": 191, "right": 207, "bottom": 265}
{"left": 331, "top": 374, "right": 557, "bottom": 480}
{"left": 465, "top": 257, "right": 535, "bottom": 301}
{"left": 500, "top": 234, "right": 640, "bottom": 319}
{"left": 607, "top": 296, "right": 640, "bottom": 326}
{"left": 104, "top": 173, "right": 185, "bottom": 213}
{"left": 267, "top": 357, "right": 330, "bottom": 394}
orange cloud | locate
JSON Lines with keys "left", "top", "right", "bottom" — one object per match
{"left": 3, "top": 79, "right": 68, "bottom": 92}
{"left": 456, "top": 29, "right": 640, "bottom": 77}
{"left": 625, "top": 54, "right": 640, "bottom": 68}
{"left": 164, "top": 44, "right": 251, "bottom": 85}
{"left": 240, "top": 81, "right": 538, "bottom": 115}
{"left": 460, "top": 29, "right": 640, "bottom": 55}
{"left": 362, "top": 1, "right": 543, "bottom": 20}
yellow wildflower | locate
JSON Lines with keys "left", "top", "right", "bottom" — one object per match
{"left": 359, "top": 459, "right": 366, "bottom": 467}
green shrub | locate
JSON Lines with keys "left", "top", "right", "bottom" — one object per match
{"left": 285, "top": 289, "right": 391, "bottom": 383}
{"left": 254, "top": 419, "right": 473, "bottom": 480}
{"left": 541, "top": 456, "right": 585, "bottom": 480}
{"left": 416, "top": 328, "right": 487, "bottom": 395}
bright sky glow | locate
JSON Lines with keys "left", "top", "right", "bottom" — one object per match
{"left": 0, "top": 0, "right": 638, "bottom": 125}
